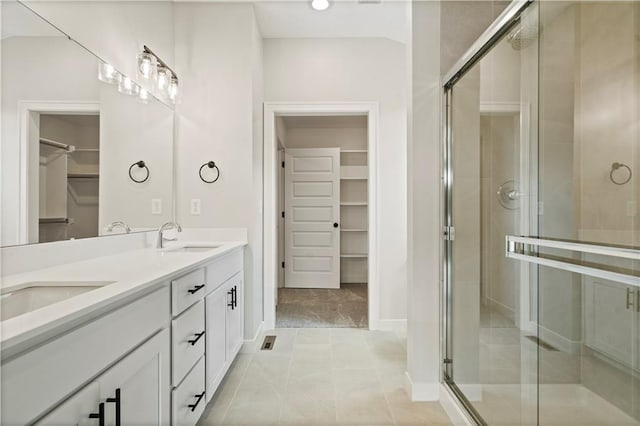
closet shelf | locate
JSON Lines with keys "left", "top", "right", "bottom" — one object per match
{"left": 340, "top": 254, "right": 368, "bottom": 258}
{"left": 340, "top": 149, "right": 367, "bottom": 153}
{"left": 341, "top": 229, "right": 367, "bottom": 232}
{"left": 71, "top": 149, "right": 99, "bottom": 153}
{"left": 68, "top": 173, "right": 99, "bottom": 179}
{"left": 340, "top": 202, "right": 367, "bottom": 206}
{"left": 39, "top": 217, "right": 71, "bottom": 224}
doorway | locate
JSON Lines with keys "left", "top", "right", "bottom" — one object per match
{"left": 275, "top": 116, "right": 369, "bottom": 328}
{"left": 263, "top": 102, "right": 379, "bottom": 331}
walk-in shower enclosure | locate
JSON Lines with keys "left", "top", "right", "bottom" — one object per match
{"left": 442, "top": 0, "right": 640, "bottom": 424}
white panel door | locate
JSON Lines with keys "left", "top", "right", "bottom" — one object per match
{"left": 285, "top": 148, "right": 340, "bottom": 289}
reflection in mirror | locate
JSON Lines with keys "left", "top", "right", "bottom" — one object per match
{"left": 1, "top": 0, "right": 174, "bottom": 247}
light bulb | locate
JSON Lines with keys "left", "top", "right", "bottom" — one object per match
{"left": 311, "top": 0, "right": 330, "bottom": 11}
{"left": 98, "top": 62, "right": 120, "bottom": 84}
{"left": 137, "top": 52, "right": 157, "bottom": 80}
{"left": 157, "top": 66, "right": 171, "bottom": 92}
{"left": 168, "top": 78, "right": 179, "bottom": 102}
{"left": 118, "top": 76, "right": 139, "bottom": 96}
{"left": 138, "top": 87, "right": 150, "bottom": 103}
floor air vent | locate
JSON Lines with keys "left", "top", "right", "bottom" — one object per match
{"left": 261, "top": 335, "right": 276, "bottom": 350}
{"left": 524, "top": 335, "right": 558, "bottom": 351}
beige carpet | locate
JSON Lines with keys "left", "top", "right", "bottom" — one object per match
{"left": 276, "top": 283, "right": 368, "bottom": 328}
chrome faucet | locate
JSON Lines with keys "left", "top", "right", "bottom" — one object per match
{"left": 157, "top": 222, "right": 182, "bottom": 249}
{"left": 106, "top": 221, "right": 131, "bottom": 234}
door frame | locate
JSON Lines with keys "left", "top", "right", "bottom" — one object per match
{"left": 17, "top": 100, "right": 100, "bottom": 244}
{"left": 263, "top": 102, "right": 379, "bottom": 330}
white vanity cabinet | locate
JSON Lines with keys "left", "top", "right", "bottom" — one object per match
{"left": 37, "top": 328, "right": 171, "bottom": 425}
{"left": 2, "top": 286, "right": 171, "bottom": 425}
{"left": 203, "top": 250, "right": 244, "bottom": 402}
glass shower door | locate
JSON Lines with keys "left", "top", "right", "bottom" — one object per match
{"left": 444, "top": 4, "right": 540, "bottom": 424}
{"left": 532, "top": 1, "right": 640, "bottom": 424}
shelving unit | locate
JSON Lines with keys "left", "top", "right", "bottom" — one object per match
{"left": 340, "top": 149, "right": 368, "bottom": 284}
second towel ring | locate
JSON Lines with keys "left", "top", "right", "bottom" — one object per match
{"left": 199, "top": 161, "right": 220, "bottom": 183}
{"left": 129, "top": 160, "right": 149, "bottom": 183}
{"left": 610, "top": 162, "right": 632, "bottom": 185}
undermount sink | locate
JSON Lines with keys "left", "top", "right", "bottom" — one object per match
{"left": 1, "top": 281, "right": 114, "bottom": 321}
{"left": 164, "top": 246, "right": 221, "bottom": 253}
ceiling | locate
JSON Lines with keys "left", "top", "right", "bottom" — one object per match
{"left": 253, "top": 1, "right": 409, "bottom": 44}
{"left": 282, "top": 115, "right": 367, "bottom": 129}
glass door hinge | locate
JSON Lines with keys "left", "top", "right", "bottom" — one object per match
{"left": 443, "top": 226, "right": 455, "bottom": 241}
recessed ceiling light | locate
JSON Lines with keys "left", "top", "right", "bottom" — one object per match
{"left": 311, "top": 0, "right": 330, "bottom": 11}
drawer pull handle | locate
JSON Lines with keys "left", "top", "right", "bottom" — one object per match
{"left": 188, "top": 331, "right": 205, "bottom": 345}
{"left": 188, "top": 391, "right": 206, "bottom": 412}
{"left": 106, "top": 388, "right": 121, "bottom": 426}
{"left": 228, "top": 287, "right": 236, "bottom": 310}
{"left": 89, "top": 402, "right": 105, "bottom": 426}
{"left": 188, "top": 284, "right": 205, "bottom": 295}
{"left": 233, "top": 285, "right": 238, "bottom": 308}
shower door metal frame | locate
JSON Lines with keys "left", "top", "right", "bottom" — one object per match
{"left": 441, "top": 0, "right": 535, "bottom": 424}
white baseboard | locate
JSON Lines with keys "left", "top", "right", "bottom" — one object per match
{"left": 439, "top": 384, "right": 474, "bottom": 426}
{"left": 403, "top": 372, "right": 439, "bottom": 401}
{"left": 486, "top": 297, "right": 515, "bottom": 321}
{"left": 371, "top": 319, "right": 407, "bottom": 335}
{"left": 527, "top": 321, "right": 581, "bottom": 354}
{"left": 241, "top": 321, "right": 264, "bottom": 354}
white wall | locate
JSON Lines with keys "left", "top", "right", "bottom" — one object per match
{"left": 23, "top": 1, "right": 175, "bottom": 85}
{"left": 264, "top": 37, "right": 408, "bottom": 321}
{"left": 173, "top": 3, "right": 263, "bottom": 340}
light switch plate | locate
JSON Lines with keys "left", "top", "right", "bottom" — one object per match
{"left": 152, "top": 199, "right": 162, "bottom": 215}
{"left": 191, "top": 199, "right": 201, "bottom": 216}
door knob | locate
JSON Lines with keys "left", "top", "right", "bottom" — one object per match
{"left": 333, "top": 222, "right": 339, "bottom": 228}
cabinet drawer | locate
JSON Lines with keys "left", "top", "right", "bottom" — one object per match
{"left": 172, "top": 268, "right": 206, "bottom": 316}
{"left": 172, "top": 300, "right": 205, "bottom": 386}
{"left": 206, "top": 249, "right": 243, "bottom": 293}
{"left": 172, "top": 357, "right": 206, "bottom": 426}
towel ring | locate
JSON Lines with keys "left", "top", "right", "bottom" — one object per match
{"left": 610, "top": 162, "right": 632, "bottom": 185}
{"left": 199, "top": 161, "right": 220, "bottom": 183}
{"left": 129, "top": 160, "right": 149, "bottom": 183}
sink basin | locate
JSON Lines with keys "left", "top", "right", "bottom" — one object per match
{"left": 164, "top": 246, "right": 221, "bottom": 253}
{"left": 1, "top": 281, "right": 114, "bottom": 321}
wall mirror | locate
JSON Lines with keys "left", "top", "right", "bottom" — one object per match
{"left": 1, "top": 0, "right": 175, "bottom": 247}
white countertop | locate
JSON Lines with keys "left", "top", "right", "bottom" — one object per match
{"left": 1, "top": 240, "right": 246, "bottom": 355}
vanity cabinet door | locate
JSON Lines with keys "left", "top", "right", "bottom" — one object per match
{"left": 205, "top": 284, "right": 227, "bottom": 401}
{"left": 97, "top": 328, "right": 170, "bottom": 425}
{"left": 225, "top": 273, "right": 244, "bottom": 362}
{"left": 35, "top": 382, "right": 100, "bottom": 425}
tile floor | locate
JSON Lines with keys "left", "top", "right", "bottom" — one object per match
{"left": 199, "top": 328, "right": 452, "bottom": 425}
{"left": 276, "top": 284, "right": 368, "bottom": 328}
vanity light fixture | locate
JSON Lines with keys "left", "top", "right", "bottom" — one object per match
{"left": 118, "top": 75, "right": 139, "bottom": 96}
{"left": 138, "top": 45, "right": 179, "bottom": 103}
{"left": 137, "top": 51, "right": 157, "bottom": 80}
{"left": 311, "top": 0, "right": 330, "bottom": 11}
{"left": 98, "top": 62, "right": 120, "bottom": 84}
{"left": 157, "top": 66, "right": 171, "bottom": 92}
{"left": 168, "top": 77, "right": 179, "bottom": 102}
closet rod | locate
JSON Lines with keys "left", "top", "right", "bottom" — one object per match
{"left": 39, "top": 137, "right": 75, "bottom": 152}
